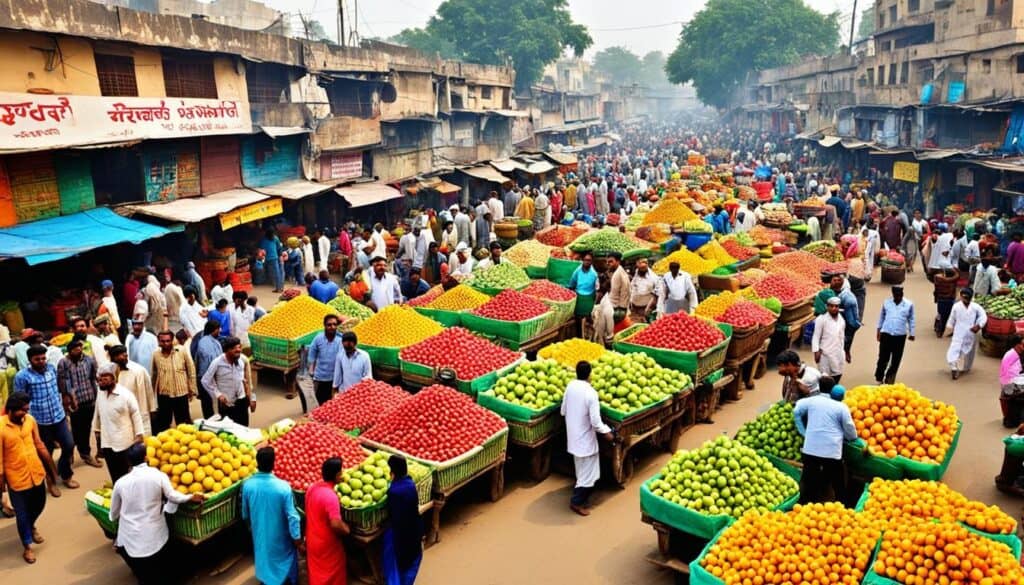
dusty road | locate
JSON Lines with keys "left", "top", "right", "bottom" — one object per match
{"left": 2, "top": 270, "right": 1018, "bottom": 584}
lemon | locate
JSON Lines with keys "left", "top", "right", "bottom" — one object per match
{"left": 202, "top": 477, "right": 216, "bottom": 490}
{"left": 181, "top": 471, "right": 194, "bottom": 485}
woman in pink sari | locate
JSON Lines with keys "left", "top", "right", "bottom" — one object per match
{"left": 305, "top": 458, "right": 350, "bottom": 585}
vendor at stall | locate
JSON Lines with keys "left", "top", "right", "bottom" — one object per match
{"left": 448, "top": 243, "right": 474, "bottom": 277}
{"left": 656, "top": 262, "right": 698, "bottom": 317}
{"left": 793, "top": 380, "right": 857, "bottom": 505}
{"left": 475, "top": 241, "right": 504, "bottom": 271}
{"left": 777, "top": 350, "right": 821, "bottom": 403}
{"left": 367, "top": 257, "right": 402, "bottom": 311}
{"left": 1000, "top": 336, "right": 1024, "bottom": 428}
{"left": 628, "top": 258, "right": 658, "bottom": 323}
{"left": 972, "top": 257, "right": 1005, "bottom": 297}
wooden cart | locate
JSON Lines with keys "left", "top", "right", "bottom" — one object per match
{"left": 344, "top": 498, "right": 438, "bottom": 585}
{"left": 249, "top": 361, "right": 298, "bottom": 397}
{"left": 694, "top": 372, "right": 736, "bottom": 424}
{"left": 426, "top": 458, "right": 505, "bottom": 546}
{"left": 506, "top": 410, "right": 563, "bottom": 482}
{"left": 722, "top": 339, "right": 771, "bottom": 402}
{"left": 641, "top": 513, "right": 713, "bottom": 584}
{"left": 601, "top": 389, "right": 696, "bottom": 487}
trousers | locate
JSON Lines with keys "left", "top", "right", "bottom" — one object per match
{"left": 218, "top": 396, "right": 250, "bottom": 426}
{"left": 103, "top": 447, "right": 133, "bottom": 485}
{"left": 315, "top": 381, "right": 334, "bottom": 406}
{"left": 9, "top": 482, "right": 46, "bottom": 547}
{"left": 875, "top": 333, "right": 907, "bottom": 383}
{"left": 154, "top": 394, "right": 192, "bottom": 433}
{"left": 38, "top": 418, "right": 75, "bottom": 481}
{"left": 69, "top": 403, "right": 97, "bottom": 458}
{"left": 799, "top": 453, "right": 846, "bottom": 505}
{"left": 198, "top": 382, "right": 215, "bottom": 419}
{"left": 119, "top": 542, "right": 172, "bottom": 585}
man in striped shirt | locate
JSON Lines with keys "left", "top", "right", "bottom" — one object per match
{"left": 56, "top": 339, "right": 102, "bottom": 468}
{"left": 150, "top": 331, "right": 196, "bottom": 433}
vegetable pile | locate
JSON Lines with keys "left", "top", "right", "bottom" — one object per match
{"left": 845, "top": 384, "right": 959, "bottom": 463}
{"left": 522, "top": 279, "right": 576, "bottom": 302}
{"left": 399, "top": 327, "right": 520, "bottom": 379}
{"left": 335, "top": 452, "right": 432, "bottom": 510}
{"left": 537, "top": 338, "right": 608, "bottom": 368}
{"left": 536, "top": 224, "right": 589, "bottom": 247}
{"left": 471, "top": 262, "right": 530, "bottom": 290}
{"left": 361, "top": 385, "right": 507, "bottom": 462}
{"left": 700, "top": 503, "right": 879, "bottom": 585}
{"left": 328, "top": 290, "right": 375, "bottom": 320}
{"left": 568, "top": 227, "right": 649, "bottom": 255}
{"left": 719, "top": 300, "right": 778, "bottom": 329}
{"left": 683, "top": 218, "right": 713, "bottom": 233}
{"left": 803, "top": 240, "right": 844, "bottom": 262}
{"left": 735, "top": 401, "right": 803, "bottom": 461}
{"left": 503, "top": 239, "right": 556, "bottom": 268}
{"left": 420, "top": 285, "right": 490, "bottom": 311}
{"left": 860, "top": 478, "right": 1016, "bottom": 535}
{"left": 351, "top": 305, "right": 443, "bottom": 348}
{"left": 272, "top": 422, "right": 368, "bottom": 491}
{"left": 752, "top": 272, "right": 821, "bottom": 304}
{"left": 592, "top": 352, "right": 690, "bottom": 412}
{"left": 649, "top": 436, "right": 798, "bottom": 518}
{"left": 628, "top": 313, "right": 726, "bottom": 352}
{"left": 405, "top": 285, "right": 445, "bottom": 307}
{"left": 491, "top": 359, "right": 573, "bottom": 410}
{"left": 641, "top": 198, "right": 698, "bottom": 226}
{"left": 249, "top": 295, "right": 336, "bottom": 339}
{"left": 652, "top": 248, "right": 717, "bottom": 276}
{"left": 977, "top": 292, "right": 1024, "bottom": 319}
{"left": 309, "top": 379, "right": 411, "bottom": 432}
{"left": 472, "top": 289, "right": 549, "bottom": 321}
{"left": 719, "top": 238, "right": 758, "bottom": 261}
{"left": 697, "top": 241, "right": 739, "bottom": 267}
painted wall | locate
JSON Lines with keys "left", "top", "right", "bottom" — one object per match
{"left": 0, "top": 31, "right": 101, "bottom": 94}
{"left": 241, "top": 134, "right": 301, "bottom": 187}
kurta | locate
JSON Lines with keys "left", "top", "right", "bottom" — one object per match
{"left": 946, "top": 301, "right": 987, "bottom": 372}
{"left": 117, "top": 361, "right": 155, "bottom": 435}
{"left": 305, "top": 481, "right": 346, "bottom": 585}
{"left": 514, "top": 196, "right": 534, "bottom": 221}
{"left": 811, "top": 313, "right": 846, "bottom": 376}
{"left": 242, "top": 472, "right": 301, "bottom": 585}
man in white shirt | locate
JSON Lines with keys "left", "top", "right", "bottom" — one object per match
{"left": 441, "top": 221, "right": 460, "bottom": 253}
{"left": 560, "top": 361, "right": 613, "bottom": 516}
{"left": 812, "top": 297, "right": 847, "bottom": 383}
{"left": 946, "top": 287, "right": 987, "bottom": 379}
{"left": 179, "top": 286, "right": 208, "bottom": 338}
{"left": 109, "top": 344, "right": 156, "bottom": 436}
{"left": 367, "top": 256, "right": 402, "bottom": 311}
{"left": 369, "top": 224, "right": 388, "bottom": 261}
{"left": 398, "top": 227, "right": 417, "bottom": 265}
{"left": 973, "top": 257, "right": 1003, "bottom": 297}
{"left": 315, "top": 230, "right": 331, "bottom": 272}
{"left": 110, "top": 443, "right": 203, "bottom": 583}
{"left": 487, "top": 191, "right": 504, "bottom": 224}
{"left": 735, "top": 201, "right": 759, "bottom": 232}
{"left": 928, "top": 226, "right": 955, "bottom": 270}
{"left": 230, "top": 292, "right": 255, "bottom": 348}
{"left": 657, "top": 262, "right": 698, "bottom": 317}
{"left": 92, "top": 362, "right": 146, "bottom": 484}
{"left": 628, "top": 258, "right": 658, "bottom": 323}
{"left": 448, "top": 243, "right": 474, "bottom": 277}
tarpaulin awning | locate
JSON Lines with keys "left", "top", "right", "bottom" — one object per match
{"left": 542, "top": 151, "right": 579, "bottom": 166}
{"left": 122, "top": 189, "right": 269, "bottom": 223}
{"left": 818, "top": 136, "right": 842, "bottom": 147}
{"left": 0, "top": 207, "right": 183, "bottom": 265}
{"left": 259, "top": 126, "right": 312, "bottom": 138}
{"left": 489, "top": 159, "right": 522, "bottom": 173}
{"left": 914, "top": 149, "right": 961, "bottom": 161}
{"left": 250, "top": 179, "right": 330, "bottom": 200}
{"left": 521, "top": 160, "right": 555, "bottom": 174}
{"left": 335, "top": 182, "right": 403, "bottom": 208}
{"left": 483, "top": 109, "right": 529, "bottom": 118}
{"left": 870, "top": 149, "right": 915, "bottom": 155}
{"left": 841, "top": 139, "right": 874, "bottom": 150}
{"left": 407, "top": 177, "right": 461, "bottom": 195}
{"left": 458, "top": 165, "right": 512, "bottom": 184}
{"left": 974, "top": 158, "right": 1024, "bottom": 173}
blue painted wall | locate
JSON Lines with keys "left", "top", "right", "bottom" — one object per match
{"left": 241, "top": 135, "right": 301, "bottom": 188}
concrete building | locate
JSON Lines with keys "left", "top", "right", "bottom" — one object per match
{"left": 96, "top": 0, "right": 287, "bottom": 34}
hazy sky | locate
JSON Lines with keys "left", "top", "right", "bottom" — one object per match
{"left": 264, "top": 0, "right": 860, "bottom": 57}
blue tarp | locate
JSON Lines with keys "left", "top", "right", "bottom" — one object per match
{"left": 1002, "top": 105, "right": 1024, "bottom": 155}
{"left": 0, "top": 207, "right": 182, "bottom": 265}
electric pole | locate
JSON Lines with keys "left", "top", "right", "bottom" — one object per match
{"left": 849, "top": 0, "right": 858, "bottom": 53}
{"left": 338, "top": 0, "right": 345, "bottom": 47}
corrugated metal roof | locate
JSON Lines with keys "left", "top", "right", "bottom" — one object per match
{"left": 334, "top": 182, "right": 403, "bottom": 207}
{"left": 121, "top": 189, "right": 269, "bottom": 223}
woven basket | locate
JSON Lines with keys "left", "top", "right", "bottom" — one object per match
{"left": 778, "top": 298, "right": 813, "bottom": 323}
{"left": 168, "top": 482, "right": 242, "bottom": 545}
{"left": 881, "top": 265, "right": 906, "bottom": 284}
{"left": 507, "top": 411, "right": 560, "bottom": 446}
{"left": 726, "top": 324, "right": 774, "bottom": 359}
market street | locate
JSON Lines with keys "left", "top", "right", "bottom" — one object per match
{"left": 1, "top": 270, "right": 1015, "bottom": 584}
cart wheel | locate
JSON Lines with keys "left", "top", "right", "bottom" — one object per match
{"left": 489, "top": 465, "right": 505, "bottom": 502}
{"left": 529, "top": 443, "right": 552, "bottom": 482}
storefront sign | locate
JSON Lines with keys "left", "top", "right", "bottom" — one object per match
{"left": 322, "top": 151, "right": 363, "bottom": 180}
{"left": 0, "top": 92, "right": 251, "bottom": 150}
{"left": 219, "top": 198, "right": 283, "bottom": 231}
{"left": 956, "top": 167, "right": 974, "bottom": 187}
{"left": 893, "top": 161, "right": 920, "bottom": 183}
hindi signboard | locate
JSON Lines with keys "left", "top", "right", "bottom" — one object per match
{"left": 892, "top": 161, "right": 920, "bottom": 183}
{"left": 0, "top": 92, "right": 252, "bottom": 150}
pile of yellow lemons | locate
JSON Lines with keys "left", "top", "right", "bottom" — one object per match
{"left": 147, "top": 424, "right": 255, "bottom": 495}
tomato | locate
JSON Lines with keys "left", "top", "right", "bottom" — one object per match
{"left": 310, "top": 380, "right": 410, "bottom": 432}
{"left": 472, "top": 290, "right": 549, "bottom": 321}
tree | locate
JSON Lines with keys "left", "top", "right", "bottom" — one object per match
{"left": 593, "top": 46, "right": 643, "bottom": 84}
{"left": 304, "top": 19, "right": 333, "bottom": 43}
{"left": 857, "top": 6, "right": 876, "bottom": 41}
{"left": 391, "top": 0, "right": 592, "bottom": 92}
{"left": 640, "top": 51, "right": 669, "bottom": 88}
{"left": 665, "top": 0, "right": 839, "bottom": 109}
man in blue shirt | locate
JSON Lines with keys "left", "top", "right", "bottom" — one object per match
{"left": 332, "top": 332, "right": 372, "bottom": 393}
{"left": 793, "top": 379, "right": 857, "bottom": 505}
{"left": 309, "top": 270, "right": 340, "bottom": 304}
{"left": 568, "top": 252, "right": 598, "bottom": 337}
{"left": 307, "top": 315, "right": 343, "bottom": 407}
{"left": 241, "top": 447, "right": 302, "bottom": 585}
{"left": 259, "top": 229, "right": 285, "bottom": 293}
{"left": 875, "top": 285, "right": 916, "bottom": 384}
{"left": 192, "top": 320, "right": 223, "bottom": 419}
{"left": 13, "top": 345, "right": 78, "bottom": 494}
{"left": 209, "top": 299, "right": 231, "bottom": 338}
{"left": 400, "top": 268, "right": 431, "bottom": 301}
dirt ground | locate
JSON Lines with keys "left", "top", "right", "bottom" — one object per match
{"left": 2, "top": 270, "right": 1019, "bottom": 584}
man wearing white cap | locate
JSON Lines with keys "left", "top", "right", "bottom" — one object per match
{"left": 92, "top": 362, "right": 145, "bottom": 484}
{"left": 99, "top": 279, "right": 122, "bottom": 331}
{"left": 448, "top": 243, "right": 474, "bottom": 276}
{"left": 812, "top": 297, "right": 847, "bottom": 384}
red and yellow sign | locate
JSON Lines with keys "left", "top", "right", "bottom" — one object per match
{"left": 219, "top": 198, "right": 283, "bottom": 230}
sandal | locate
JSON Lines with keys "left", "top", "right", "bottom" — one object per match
{"left": 2, "top": 504, "right": 14, "bottom": 518}
{"left": 23, "top": 549, "right": 36, "bottom": 564}
{"left": 32, "top": 529, "right": 44, "bottom": 544}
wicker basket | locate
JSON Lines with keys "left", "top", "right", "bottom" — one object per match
{"left": 881, "top": 265, "right": 906, "bottom": 284}
{"left": 507, "top": 411, "right": 560, "bottom": 446}
{"left": 461, "top": 312, "right": 551, "bottom": 346}
{"left": 249, "top": 330, "right": 320, "bottom": 369}
{"left": 778, "top": 298, "right": 813, "bottom": 323}
{"left": 343, "top": 500, "right": 389, "bottom": 535}
{"left": 168, "top": 482, "right": 242, "bottom": 545}
{"left": 613, "top": 321, "right": 732, "bottom": 382}
{"left": 726, "top": 324, "right": 774, "bottom": 359}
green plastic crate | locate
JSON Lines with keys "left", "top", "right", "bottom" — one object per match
{"left": 85, "top": 498, "right": 118, "bottom": 536}
{"left": 360, "top": 344, "right": 402, "bottom": 368}
{"left": 413, "top": 306, "right": 463, "bottom": 327}
{"left": 342, "top": 500, "right": 388, "bottom": 535}
{"left": 399, "top": 355, "right": 524, "bottom": 396}
{"left": 249, "top": 330, "right": 320, "bottom": 368}
{"left": 168, "top": 481, "right": 242, "bottom": 545}
{"left": 545, "top": 257, "right": 581, "bottom": 287}
{"left": 461, "top": 312, "right": 551, "bottom": 346}
{"left": 613, "top": 321, "right": 732, "bottom": 381}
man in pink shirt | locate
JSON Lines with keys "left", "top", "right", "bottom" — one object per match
{"left": 1005, "top": 233, "right": 1024, "bottom": 281}
{"left": 1000, "top": 336, "right": 1024, "bottom": 428}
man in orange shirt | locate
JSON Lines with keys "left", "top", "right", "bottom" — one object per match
{"left": 1, "top": 392, "right": 58, "bottom": 564}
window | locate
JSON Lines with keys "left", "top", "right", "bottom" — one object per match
{"left": 988, "top": 0, "right": 996, "bottom": 16}
{"left": 900, "top": 62, "right": 909, "bottom": 84}
{"left": 867, "top": 68, "right": 875, "bottom": 86}
{"left": 162, "top": 59, "right": 218, "bottom": 99}
{"left": 327, "top": 79, "right": 379, "bottom": 118}
{"left": 1017, "top": 55, "right": 1024, "bottom": 74}
{"left": 889, "top": 6, "right": 897, "bottom": 23}
{"left": 95, "top": 54, "right": 138, "bottom": 97}
{"left": 877, "top": 65, "right": 885, "bottom": 85}
{"left": 888, "top": 64, "right": 897, "bottom": 85}
{"left": 982, "top": 59, "right": 992, "bottom": 74}
{"left": 481, "top": 86, "right": 492, "bottom": 100}
{"left": 879, "top": 13, "right": 885, "bottom": 28}
{"left": 909, "top": 0, "right": 919, "bottom": 12}
{"left": 246, "top": 63, "right": 289, "bottom": 104}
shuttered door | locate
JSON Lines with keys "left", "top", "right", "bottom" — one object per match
{"left": 55, "top": 153, "right": 96, "bottom": 214}
{"left": 200, "top": 136, "right": 242, "bottom": 194}
{"left": 0, "top": 160, "right": 15, "bottom": 227}
{"left": 8, "top": 152, "right": 60, "bottom": 223}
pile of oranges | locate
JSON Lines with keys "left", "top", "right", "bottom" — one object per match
{"left": 861, "top": 479, "right": 1017, "bottom": 535}
{"left": 845, "top": 384, "right": 959, "bottom": 463}
{"left": 700, "top": 503, "right": 879, "bottom": 585}
{"left": 873, "top": 521, "right": 1024, "bottom": 585}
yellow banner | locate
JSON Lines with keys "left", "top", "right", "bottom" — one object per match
{"left": 893, "top": 161, "right": 920, "bottom": 183}
{"left": 219, "top": 198, "right": 283, "bottom": 230}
